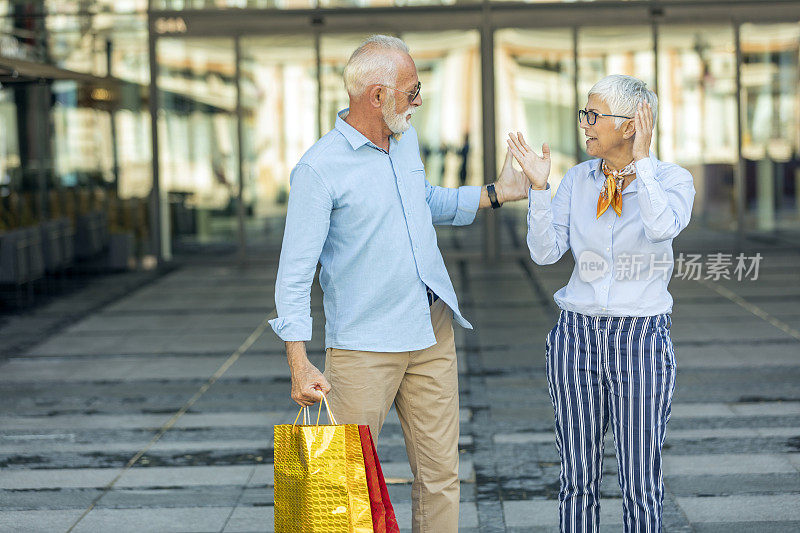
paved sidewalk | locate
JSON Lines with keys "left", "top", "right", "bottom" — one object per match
{"left": 1, "top": 215, "right": 799, "bottom": 532}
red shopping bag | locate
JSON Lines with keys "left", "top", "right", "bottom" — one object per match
{"left": 357, "top": 425, "right": 400, "bottom": 533}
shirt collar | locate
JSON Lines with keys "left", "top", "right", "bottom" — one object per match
{"left": 587, "top": 152, "right": 659, "bottom": 181}
{"left": 335, "top": 108, "right": 403, "bottom": 152}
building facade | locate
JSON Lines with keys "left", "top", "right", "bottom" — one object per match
{"left": 1, "top": 0, "right": 798, "bottom": 265}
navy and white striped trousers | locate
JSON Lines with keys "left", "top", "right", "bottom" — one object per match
{"left": 545, "top": 310, "right": 676, "bottom": 533}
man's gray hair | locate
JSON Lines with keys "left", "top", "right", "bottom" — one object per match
{"left": 343, "top": 35, "right": 410, "bottom": 98}
{"left": 588, "top": 74, "right": 658, "bottom": 129}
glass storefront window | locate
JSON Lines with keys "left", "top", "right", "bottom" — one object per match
{"left": 152, "top": 0, "right": 315, "bottom": 8}
{"left": 659, "top": 24, "right": 737, "bottom": 230}
{"left": 0, "top": 87, "right": 21, "bottom": 230}
{"left": 157, "top": 37, "right": 240, "bottom": 248}
{"left": 491, "top": 0, "right": 625, "bottom": 2}
{"left": 115, "top": 98, "right": 152, "bottom": 201}
{"left": 400, "top": 30, "right": 482, "bottom": 189}
{"left": 52, "top": 80, "right": 114, "bottom": 186}
{"left": 740, "top": 22, "right": 800, "bottom": 233}
{"left": 321, "top": 31, "right": 481, "bottom": 188}
{"left": 43, "top": 1, "right": 147, "bottom": 14}
{"left": 3, "top": 2, "right": 797, "bottom": 260}
{"left": 240, "top": 35, "right": 317, "bottom": 248}
{"left": 151, "top": 0, "right": 476, "bottom": 8}
{"left": 496, "top": 28, "right": 576, "bottom": 193}
{"left": 578, "top": 26, "right": 654, "bottom": 160}
{"left": 109, "top": 25, "right": 149, "bottom": 84}
{"left": 320, "top": 33, "right": 364, "bottom": 136}
{"left": 43, "top": 14, "right": 147, "bottom": 78}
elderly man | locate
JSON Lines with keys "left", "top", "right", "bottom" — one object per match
{"left": 269, "top": 35, "right": 531, "bottom": 532}
{"left": 508, "top": 74, "right": 695, "bottom": 532}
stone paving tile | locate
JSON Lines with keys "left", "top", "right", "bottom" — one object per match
{"left": 663, "top": 453, "right": 800, "bottom": 475}
{"left": 0, "top": 509, "right": 85, "bottom": 532}
{"left": 222, "top": 506, "right": 274, "bottom": 532}
{"left": 0, "top": 408, "right": 472, "bottom": 431}
{"left": 670, "top": 401, "right": 800, "bottom": 418}
{"left": 666, "top": 473, "right": 800, "bottom": 496}
{"left": 220, "top": 503, "right": 480, "bottom": 532}
{"left": 675, "top": 494, "right": 800, "bottom": 522}
{"left": 693, "top": 523, "right": 800, "bottom": 533}
{"left": 2, "top": 226, "right": 800, "bottom": 531}
{"left": 72, "top": 506, "right": 233, "bottom": 532}
{"left": 503, "top": 499, "right": 625, "bottom": 527}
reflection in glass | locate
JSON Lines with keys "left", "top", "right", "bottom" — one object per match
{"left": 52, "top": 80, "right": 114, "bottom": 186}
{"left": 240, "top": 35, "right": 317, "bottom": 247}
{"left": 400, "top": 31, "right": 482, "bottom": 189}
{"left": 152, "top": 0, "right": 474, "bottom": 8}
{"left": 320, "top": 33, "right": 364, "bottom": 135}
{"left": 0, "top": 87, "right": 20, "bottom": 229}
{"left": 496, "top": 28, "right": 576, "bottom": 192}
{"left": 320, "top": 31, "right": 482, "bottom": 189}
{"left": 152, "top": 0, "right": 315, "bottom": 8}
{"left": 740, "top": 22, "right": 800, "bottom": 232}
{"left": 578, "top": 26, "right": 654, "bottom": 160}
{"left": 42, "top": 14, "right": 147, "bottom": 78}
{"left": 658, "top": 25, "right": 737, "bottom": 230}
{"left": 157, "top": 38, "right": 239, "bottom": 248}
{"left": 44, "top": 1, "right": 148, "bottom": 13}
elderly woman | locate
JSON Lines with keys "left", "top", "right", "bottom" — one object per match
{"left": 507, "top": 74, "right": 695, "bottom": 532}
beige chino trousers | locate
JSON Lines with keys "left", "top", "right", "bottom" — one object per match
{"left": 323, "top": 298, "right": 460, "bottom": 533}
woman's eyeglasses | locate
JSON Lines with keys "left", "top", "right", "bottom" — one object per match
{"left": 578, "top": 109, "right": 632, "bottom": 126}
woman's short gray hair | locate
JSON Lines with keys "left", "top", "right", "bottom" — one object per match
{"left": 343, "top": 35, "right": 410, "bottom": 98}
{"left": 588, "top": 74, "right": 658, "bottom": 129}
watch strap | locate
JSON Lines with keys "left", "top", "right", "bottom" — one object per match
{"left": 487, "top": 183, "right": 502, "bottom": 209}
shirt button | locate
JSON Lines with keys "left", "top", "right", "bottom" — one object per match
{"left": 608, "top": 225, "right": 612, "bottom": 229}
{"left": 606, "top": 247, "right": 610, "bottom": 251}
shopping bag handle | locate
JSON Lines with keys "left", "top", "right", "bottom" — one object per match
{"left": 292, "top": 390, "right": 337, "bottom": 428}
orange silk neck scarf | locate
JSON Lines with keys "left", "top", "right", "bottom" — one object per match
{"left": 597, "top": 160, "right": 637, "bottom": 218}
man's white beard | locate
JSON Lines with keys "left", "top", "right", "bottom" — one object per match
{"left": 382, "top": 93, "right": 415, "bottom": 134}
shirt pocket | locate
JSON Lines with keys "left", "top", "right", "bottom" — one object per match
{"left": 407, "top": 167, "right": 429, "bottom": 210}
{"left": 409, "top": 166, "right": 426, "bottom": 185}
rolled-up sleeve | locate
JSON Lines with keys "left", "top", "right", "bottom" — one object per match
{"left": 269, "top": 164, "right": 332, "bottom": 342}
{"left": 635, "top": 156, "right": 695, "bottom": 243}
{"left": 425, "top": 181, "right": 481, "bottom": 226}
{"left": 527, "top": 172, "right": 572, "bottom": 265}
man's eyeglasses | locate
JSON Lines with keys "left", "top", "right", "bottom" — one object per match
{"left": 379, "top": 81, "right": 421, "bottom": 104}
{"left": 578, "top": 109, "right": 632, "bottom": 126}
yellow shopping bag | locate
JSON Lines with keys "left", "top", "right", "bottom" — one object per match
{"left": 274, "top": 394, "right": 373, "bottom": 532}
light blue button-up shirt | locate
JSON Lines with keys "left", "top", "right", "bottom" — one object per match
{"left": 527, "top": 155, "right": 695, "bottom": 317}
{"left": 269, "top": 109, "right": 481, "bottom": 352}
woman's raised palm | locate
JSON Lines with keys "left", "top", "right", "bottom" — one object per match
{"left": 507, "top": 132, "right": 551, "bottom": 190}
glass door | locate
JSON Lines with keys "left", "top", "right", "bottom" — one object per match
{"left": 577, "top": 26, "right": 655, "bottom": 161}
{"left": 658, "top": 24, "right": 738, "bottom": 231}
{"left": 240, "top": 35, "right": 318, "bottom": 254}
{"left": 740, "top": 22, "right": 800, "bottom": 238}
{"left": 156, "top": 37, "right": 240, "bottom": 252}
{"left": 495, "top": 28, "right": 576, "bottom": 245}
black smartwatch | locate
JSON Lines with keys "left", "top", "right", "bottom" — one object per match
{"left": 487, "top": 183, "right": 502, "bottom": 209}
